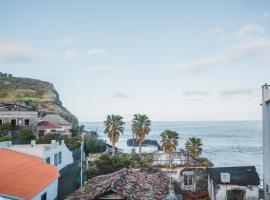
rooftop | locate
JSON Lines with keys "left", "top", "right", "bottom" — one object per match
{"left": 37, "top": 120, "right": 62, "bottom": 130}
{"left": 206, "top": 166, "right": 260, "bottom": 186}
{"left": 67, "top": 168, "right": 169, "bottom": 200}
{"left": 42, "top": 114, "right": 71, "bottom": 126}
{"left": 6, "top": 141, "right": 63, "bottom": 157}
{"left": 0, "top": 149, "right": 59, "bottom": 199}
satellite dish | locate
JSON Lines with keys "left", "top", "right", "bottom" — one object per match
{"left": 221, "top": 172, "right": 230, "bottom": 183}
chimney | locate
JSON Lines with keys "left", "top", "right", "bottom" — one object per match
{"left": 31, "top": 140, "right": 36, "bottom": 146}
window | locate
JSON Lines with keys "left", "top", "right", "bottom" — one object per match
{"left": 11, "top": 119, "right": 16, "bottom": 127}
{"left": 58, "top": 152, "right": 62, "bottom": 164}
{"left": 45, "top": 157, "right": 50, "bottom": 164}
{"left": 54, "top": 153, "right": 58, "bottom": 166}
{"left": 24, "top": 119, "right": 30, "bottom": 126}
{"left": 226, "top": 190, "right": 245, "bottom": 200}
{"left": 41, "top": 192, "right": 47, "bottom": 200}
{"left": 0, "top": 119, "right": 2, "bottom": 125}
{"left": 184, "top": 175, "right": 193, "bottom": 186}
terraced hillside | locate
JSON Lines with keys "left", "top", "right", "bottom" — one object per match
{"left": 0, "top": 76, "right": 78, "bottom": 126}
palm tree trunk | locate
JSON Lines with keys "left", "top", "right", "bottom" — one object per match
{"left": 139, "top": 141, "right": 142, "bottom": 158}
{"left": 169, "top": 153, "right": 172, "bottom": 192}
{"left": 112, "top": 142, "right": 115, "bottom": 156}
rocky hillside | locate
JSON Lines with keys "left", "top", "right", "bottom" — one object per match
{"left": 0, "top": 75, "right": 78, "bottom": 126}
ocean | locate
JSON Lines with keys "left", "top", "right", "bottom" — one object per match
{"left": 83, "top": 121, "right": 263, "bottom": 185}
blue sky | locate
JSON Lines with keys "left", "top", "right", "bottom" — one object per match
{"left": 0, "top": 0, "right": 270, "bottom": 121}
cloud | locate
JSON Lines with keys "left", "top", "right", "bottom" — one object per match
{"left": 0, "top": 39, "right": 45, "bottom": 63}
{"left": 110, "top": 92, "right": 129, "bottom": 98}
{"left": 173, "top": 28, "right": 270, "bottom": 74}
{"left": 87, "top": 64, "right": 114, "bottom": 72}
{"left": 183, "top": 89, "right": 211, "bottom": 96}
{"left": 235, "top": 24, "right": 264, "bottom": 39}
{"left": 63, "top": 49, "right": 77, "bottom": 60}
{"left": 212, "top": 27, "right": 226, "bottom": 40}
{"left": 173, "top": 57, "right": 223, "bottom": 73}
{"left": 88, "top": 48, "right": 106, "bottom": 56}
{"left": 113, "top": 56, "right": 128, "bottom": 63}
{"left": 217, "top": 86, "right": 258, "bottom": 97}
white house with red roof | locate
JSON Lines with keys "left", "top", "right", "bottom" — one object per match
{"left": 0, "top": 149, "right": 59, "bottom": 200}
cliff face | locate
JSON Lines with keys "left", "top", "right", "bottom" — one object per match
{"left": 0, "top": 76, "right": 78, "bottom": 126}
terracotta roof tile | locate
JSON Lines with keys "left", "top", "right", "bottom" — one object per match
{"left": 0, "top": 149, "right": 59, "bottom": 200}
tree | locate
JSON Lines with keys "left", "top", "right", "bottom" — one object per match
{"left": 160, "top": 130, "right": 179, "bottom": 192}
{"left": 132, "top": 114, "right": 151, "bottom": 157}
{"left": 104, "top": 115, "right": 125, "bottom": 156}
{"left": 185, "top": 137, "right": 203, "bottom": 158}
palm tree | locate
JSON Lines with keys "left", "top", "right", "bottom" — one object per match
{"left": 185, "top": 137, "right": 203, "bottom": 158}
{"left": 132, "top": 114, "right": 151, "bottom": 157}
{"left": 104, "top": 115, "right": 125, "bottom": 156}
{"left": 160, "top": 130, "right": 179, "bottom": 192}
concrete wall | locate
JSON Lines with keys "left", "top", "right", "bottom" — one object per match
{"left": 0, "top": 141, "right": 11, "bottom": 148}
{"left": 208, "top": 177, "right": 259, "bottom": 200}
{"left": 43, "top": 142, "right": 73, "bottom": 171}
{"left": 263, "top": 85, "right": 270, "bottom": 200}
{"left": 0, "top": 111, "right": 38, "bottom": 126}
{"left": 32, "top": 179, "right": 58, "bottom": 200}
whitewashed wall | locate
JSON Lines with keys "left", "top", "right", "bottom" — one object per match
{"left": 32, "top": 179, "right": 58, "bottom": 200}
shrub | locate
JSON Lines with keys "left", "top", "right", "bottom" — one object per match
{"left": 0, "top": 135, "right": 11, "bottom": 142}
{"left": 84, "top": 134, "right": 106, "bottom": 154}
{"left": 20, "top": 129, "right": 34, "bottom": 141}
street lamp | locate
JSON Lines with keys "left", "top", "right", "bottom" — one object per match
{"left": 77, "top": 132, "right": 86, "bottom": 188}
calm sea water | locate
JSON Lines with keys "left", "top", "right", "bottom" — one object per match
{"left": 83, "top": 121, "right": 263, "bottom": 184}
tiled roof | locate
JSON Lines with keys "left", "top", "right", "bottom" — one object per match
{"left": 37, "top": 120, "right": 62, "bottom": 130}
{"left": 0, "top": 149, "right": 59, "bottom": 199}
{"left": 206, "top": 166, "right": 260, "bottom": 186}
{"left": 67, "top": 168, "right": 169, "bottom": 200}
{"left": 42, "top": 114, "right": 71, "bottom": 126}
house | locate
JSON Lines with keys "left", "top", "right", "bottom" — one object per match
{"left": 42, "top": 114, "right": 72, "bottom": 132}
{"left": 0, "top": 103, "right": 38, "bottom": 127}
{"left": 262, "top": 84, "right": 270, "bottom": 200}
{"left": 0, "top": 149, "right": 59, "bottom": 200}
{"left": 36, "top": 120, "right": 65, "bottom": 136}
{"left": 2, "top": 140, "right": 73, "bottom": 171}
{"left": 66, "top": 168, "right": 169, "bottom": 200}
{"left": 179, "top": 168, "right": 208, "bottom": 192}
{"left": 206, "top": 166, "right": 260, "bottom": 200}
{"left": 152, "top": 149, "right": 187, "bottom": 166}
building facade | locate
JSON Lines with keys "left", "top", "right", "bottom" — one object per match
{"left": 207, "top": 166, "right": 260, "bottom": 200}
{"left": 0, "top": 149, "right": 59, "bottom": 200}
{"left": 263, "top": 84, "right": 270, "bottom": 200}
{"left": 0, "top": 104, "right": 38, "bottom": 127}
{"left": 1, "top": 140, "right": 73, "bottom": 171}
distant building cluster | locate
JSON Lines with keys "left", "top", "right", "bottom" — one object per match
{"left": 0, "top": 72, "right": 13, "bottom": 78}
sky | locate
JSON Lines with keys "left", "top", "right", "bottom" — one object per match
{"left": 0, "top": 0, "right": 270, "bottom": 122}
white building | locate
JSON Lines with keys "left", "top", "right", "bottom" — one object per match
{"left": 42, "top": 114, "right": 72, "bottom": 132}
{"left": 0, "top": 149, "right": 59, "bottom": 200}
{"left": 0, "top": 104, "right": 38, "bottom": 127}
{"left": 152, "top": 150, "right": 186, "bottom": 166}
{"left": 207, "top": 166, "right": 260, "bottom": 200}
{"left": 262, "top": 84, "right": 270, "bottom": 200}
{"left": 1, "top": 140, "right": 73, "bottom": 171}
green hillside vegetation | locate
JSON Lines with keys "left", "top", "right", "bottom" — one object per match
{"left": 0, "top": 76, "right": 78, "bottom": 126}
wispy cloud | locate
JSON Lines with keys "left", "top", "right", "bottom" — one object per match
{"left": 173, "top": 24, "right": 270, "bottom": 74}
{"left": 183, "top": 89, "right": 211, "bottom": 96}
{"left": 212, "top": 27, "right": 226, "bottom": 40}
{"left": 87, "top": 64, "right": 114, "bottom": 72}
{"left": 217, "top": 86, "right": 258, "bottom": 97}
{"left": 0, "top": 39, "right": 47, "bottom": 63}
{"left": 63, "top": 49, "right": 77, "bottom": 60}
{"left": 88, "top": 48, "right": 106, "bottom": 56}
{"left": 235, "top": 24, "right": 264, "bottom": 39}
{"left": 110, "top": 92, "right": 129, "bottom": 98}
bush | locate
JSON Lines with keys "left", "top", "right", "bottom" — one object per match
{"left": 0, "top": 135, "right": 11, "bottom": 142}
{"left": 19, "top": 129, "right": 34, "bottom": 141}
{"left": 84, "top": 134, "right": 106, "bottom": 154}
{"left": 37, "top": 133, "right": 62, "bottom": 144}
